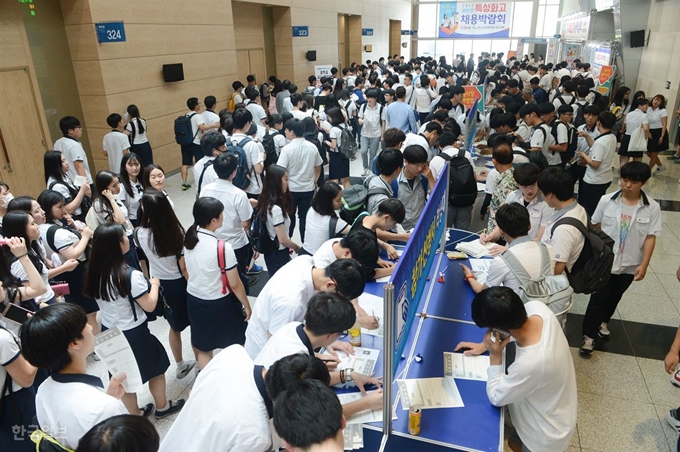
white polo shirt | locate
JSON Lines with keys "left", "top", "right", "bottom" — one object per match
{"left": 530, "top": 123, "right": 551, "bottom": 158}
{"left": 187, "top": 111, "right": 206, "bottom": 145}
{"left": 303, "top": 211, "right": 346, "bottom": 255}
{"left": 125, "top": 118, "right": 148, "bottom": 144}
{"left": 200, "top": 179, "right": 252, "bottom": 249}
{"left": 540, "top": 201, "right": 587, "bottom": 272}
{"left": 160, "top": 345, "right": 272, "bottom": 452}
{"left": 592, "top": 190, "right": 661, "bottom": 274}
{"left": 47, "top": 176, "right": 82, "bottom": 218}
{"left": 53, "top": 136, "right": 93, "bottom": 184}
{"left": 38, "top": 222, "right": 86, "bottom": 262}
{"left": 584, "top": 132, "right": 616, "bottom": 185}
{"left": 0, "top": 327, "right": 23, "bottom": 393}
{"left": 267, "top": 205, "right": 290, "bottom": 251}
{"left": 135, "top": 228, "right": 183, "bottom": 280}
{"left": 102, "top": 130, "right": 129, "bottom": 174}
{"left": 231, "top": 133, "right": 264, "bottom": 196}
{"left": 117, "top": 181, "right": 143, "bottom": 221}
{"left": 11, "top": 254, "right": 55, "bottom": 303}
{"left": 401, "top": 133, "right": 429, "bottom": 155}
{"left": 312, "top": 238, "right": 342, "bottom": 268}
{"left": 247, "top": 103, "right": 268, "bottom": 125}
{"left": 244, "top": 256, "right": 317, "bottom": 358}
{"left": 576, "top": 124, "right": 599, "bottom": 156}
{"left": 647, "top": 107, "right": 668, "bottom": 130}
{"left": 184, "top": 228, "right": 238, "bottom": 300}
{"left": 193, "top": 156, "right": 217, "bottom": 194}
{"left": 624, "top": 109, "right": 648, "bottom": 136}
{"left": 486, "top": 237, "right": 556, "bottom": 296}
{"left": 36, "top": 373, "right": 128, "bottom": 449}
{"left": 278, "top": 138, "right": 323, "bottom": 192}
{"left": 504, "top": 191, "right": 553, "bottom": 240}
{"left": 96, "top": 270, "right": 149, "bottom": 331}
{"left": 93, "top": 198, "right": 134, "bottom": 236}
{"left": 430, "top": 146, "right": 474, "bottom": 181}
{"left": 254, "top": 322, "right": 314, "bottom": 369}
{"left": 202, "top": 110, "right": 220, "bottom": 127}
{"left": 359, "top": 103, "right": 386, "bottom": 138}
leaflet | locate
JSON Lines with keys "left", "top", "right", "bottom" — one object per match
{"left": 94, "top": 326, "right": 143, "bottom": 394}
{"left": 342, "top": 424, "right": 364, "bottom": 450}
{"left": 337, "top": 390, "right": 386, "bottom": 425}
{"left": 396, "top": 377, "right": 464, "bottom": 410}
{"left": 357, "top": 293, "right": 384, "bottom": 337}
{"left": 444, "top": 352, "right": 490, "bottom": 381}
{"left": 337, "top": 347, "right": 380, "bottom": 377}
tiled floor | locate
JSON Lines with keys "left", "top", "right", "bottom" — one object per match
{"left": 84, "top": 150, "right": 680, "bottom": 451}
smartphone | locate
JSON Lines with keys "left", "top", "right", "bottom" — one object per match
{"left": 491, "top": 328, "right": 511, "bottom": 342}
{"left": 51, "top": 282, "right": 70, "bottom": 297}
{"left": 2, "top": 303, "right": 33, "bottom": 325}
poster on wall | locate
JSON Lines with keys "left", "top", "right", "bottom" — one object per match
{"left": 561, "top": 16, "right": 590, "bottom": 41}
{"left": 314, "top": 65, "right": 333, "bottom": 80}
{"left": 546, "top": 39, "right": 557, "bottom": 65}
{"left": 562, "top": 43, "right": 581, "bottom": 66}
{"left": 596, "top": 65, "right": 616, "bottom": 96}
{"left": 591, "top": 47, "right": 611, "bottom": 78}
{"left": 438, "top": 2, "right": 512, "bottom": 38}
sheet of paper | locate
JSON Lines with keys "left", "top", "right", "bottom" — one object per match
{"left": 342, "top": 424, "right": 364, "bottom": 450}
{"left": 375, "top": 275, "right": 390, "bottom": 283}
{"left": 94, "top": 326, "right": 143, "bottom": 393}
{"left": 477, "top": 182, "right": 486, "bottom": 192}
{"left": 358, "top": 293, "right": 384, "bottom": 337}
{"left": 337, "top": 390, "right": 388, "bottom": 425}
{"left": 456, "top": 239, "right": 496, "bottom": 258}
{"left": 396, "top": 377, "right": 464, "bottom": 410}
{"left": 468, "top": 258, "right": 492, "bottom": 273}
{"left": 337, "top": 347, "right": 380, "bottom": 377}
{"left": 444, "top": 352, "right": 490, "bottom": 381}
{"left": 73, "top": 175, "right": 88, "bottom": 187}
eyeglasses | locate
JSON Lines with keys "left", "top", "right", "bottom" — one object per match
{"left": 338, "top": 330, "right": 349, "bottom": 339}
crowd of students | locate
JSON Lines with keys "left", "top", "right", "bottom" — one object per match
{"left": 0, "top": 50, "right": 678, "bottom": 452}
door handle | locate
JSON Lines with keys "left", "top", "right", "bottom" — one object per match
{"left": 0, "top": 126, "right": 12, "bottom": 173}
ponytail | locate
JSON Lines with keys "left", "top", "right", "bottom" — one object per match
{"left": 184, "top": 223, "right": 199, "bottom": 250}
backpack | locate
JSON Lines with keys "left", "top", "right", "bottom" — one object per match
{"left": 572, "top": 101, "right": 590, "bottom": 128}
{"left": 49, "top": 180, "right": 92, "bottom": 221}
{"left": 305, "top": 131, "right": 326, "bottom": 165}
{"left": 46, "top": 224, "right": 87, "bottom": 258}
{"left": 262, "top": 130, "right": 279, "bottom": 168}
{"left": 438, "top": 149, "right": 477, "bottom": 207}
{"left": 550, "top": 121, "right": 579, "bottom": 165}
{"left": 227, "top": 137, "right": 253, "bottom": 190}
{"left": 196, "top": 159, "right": 215, "bottom": 198}
{"left": 530, "top": 126, "right": 551, "bottom": 171}
{"left": 359, "top": 103, "right": 384, "bottom": 121}
{"left": 248, "top": 207, "right": 280, "bottom": 254}
{"left": 554, "top": 95, "right": 576, "bottom": 106}
{"left": 174, "top": 113, "right": 198, "bottom": 146}
{"left": 550, "top": 216, "right": 614, "bottom": 294}
{"left": 227, "top": 93, "right": 237, "bottom": 113}
{"left": 339, "top": 176, "right": 391, "bottom": 224}
{"left": 500, "top": 242, "right": 574, "bottom": 326}
{"left": 337, "top": 126, "right": 359, "bottom": 160}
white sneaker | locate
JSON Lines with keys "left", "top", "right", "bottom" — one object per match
{"left": 655, "top": 165, "right": 667, "bottom": 174}
{"left": 580, "top": 335, "right": 595, "bottom": 354}
{"left": 361, "top": 168, "right": 370, "bottom": 177}
{"left": 598, "top": 322, "right": 611, "bottom": 339}
{"left": 176, "top": 360, "right": 197, "bottom": 379}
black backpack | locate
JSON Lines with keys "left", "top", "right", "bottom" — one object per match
{"left": 438, "top": 149, "right": 477, "bottom": 207}
{"left": 572, "top": 101, "right": 590, "bottom": 128}
{"left": 550, "top": 121, "right": 579, "bottom": 165}
{"left": 247, "top": 207, "right": 280, "bottom": 254}
{"left": 554, "top": 95, "right": 576, "bottom": 106}
{"left": 226, "top": 137, "right": 253, "bottom": 190}
{"left": 262, "top": 130, "right": 279, "bottom": 168}
{"left": 550, "top": 216, "right": 614, "bottom": 294}
{"left": 174, "top": 113, "right": 198, "bottom": 146}
{"left": 305, "top": 131, "right": 326, "bottom": 165}
{"left": 48, "top": 180, "right": 92, "bottom": 222}
{"left": 339, "top": 176, "right": 391, "bottom": 224}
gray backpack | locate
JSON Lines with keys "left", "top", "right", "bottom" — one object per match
{"left": 499, "top": 242, "right": 573, "bottom": 326}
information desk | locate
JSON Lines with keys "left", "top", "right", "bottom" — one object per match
{"left": 338, "top": 229, "right": 502, "bottom": 452}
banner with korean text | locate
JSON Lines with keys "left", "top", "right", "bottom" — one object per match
{"left": 596, "top": 65, "right": 616, "bottom": 96}
{"left": 463, "top": 85, "right": 485, "bottom": 116}
{"left": 439, "top": 2, "right": 512, "bottom": 38}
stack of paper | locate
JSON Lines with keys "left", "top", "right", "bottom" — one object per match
{"left": 357, "top": 293, "right": 384, "bottom": 338}
{"left": 455, "top": 239, "right": 496, "bottom": 258}
{"left": 468, "top": 258, "right": 492, "bottom": 285}
{"left": 342, "top": 424, "right": 364, "bottom": 450}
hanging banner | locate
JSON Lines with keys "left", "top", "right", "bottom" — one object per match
{"left": 546, "top": 39, "right": 557, "bottom": 65}
{"left": 438, "top": 2, "right": 512, "bottom": 38}
{"left": 314, "top": 65, "right": 333, "bottom": 79}
{"left": 591, "top": 47, "right": 611, "bottom": 78}
{"left": 596, "top": 65, "right": 616, "bottom": 96}
{"left": 561, "top": 15, "right": 590, "bottom": 41}
{"left": 463, "top": 85, "right": 485, "bottom": 115}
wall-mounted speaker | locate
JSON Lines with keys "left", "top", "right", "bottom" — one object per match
{"left": 162, "top": 63, "right": 184, "bottom": 82}
{"left": 306, "top": 51, "right": 316, "bottom": 61}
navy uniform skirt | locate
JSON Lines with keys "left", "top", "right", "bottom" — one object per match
{"left": 61, "top": 261, "right": 99, "bottom": 314}
{"left": 328, "top": 151, "right": 350, "bottom": 179}
{"left": 159, "top": 277, "right": 190, "bottom": 332}
{"left": 187, "top": 293, "right": 247, "bottom": 351}
{"left": 103, "top": 321, "right": 170, "bottom": 384}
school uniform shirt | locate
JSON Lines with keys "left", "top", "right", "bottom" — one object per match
{"left": 38, "top": 222, "right": 86, "bottom": 262}
{"left": 505, "top": 191, "right": 553, "bottom": 240}
{"left": 278, "top": 138, "right": 323, "bottom": 192}
{"left": 266, "top": 205, "right": 290, "bottom": 251}
{"left": 117, "top": 181, "right": 144, "bottom": 221}
{"left": 200, "top": 179, "right": 252, "bottom": 249}
{"left": 530, "top": 123, "right": 554, "bottom": 165}
{"left": 125, "top": 118, "right": 148, "bottom": 144}
{"left": 312, "top": 238, "right": 342, "bottom": 268}
{"left": 35, "top": 373, "right": 128, "bottom": 449}
{"left": 303, "top": 211, "right": 347, "bottom": 255}
{"left": 548, "top": 122, "right": 569, "bottom": 166}
{"left": 414, "top": 86, "right": 437, "bottom": 113}
{"left": 486, "top": 237, "right": 556, "bottom": 296}
{"left": 624, "top": 109, "right": 648, "bottom": 136}
{"left": 269, "top": 130, "right": 287, "bottom": 156}
{"left": 135, "top": 228, "right": 183, "bottom": 280}
{"left": 187, "top": 111, "right": 206, "bottom": 145}
{"left": 365, "top": 175, "right": 394, "bottom": 215}
{"left": 185, "top": 228, "right": 237, "bottom": 300}
{"left": 230, "top": 133, "right": 264, "bottom": 196}
{"left": 516, "top": 120, "right": 532, "bottom": 142}
{"left": 202, "top": 110, "right": 220, "bottom": 128}
{"left": 102, "top": 130, "right": 129, "bottom": 173}
{"left": 396, "top": 171, "right": 427, "bottom": 231}
{"left": 647, "top": 107, "right": 668, "bottom": 130}
{"left": 160, "top": 345, "right": 272, "bottom": 452}
{"left": 0, "top": 327, "right": 24, "bottom": 393}
{"left": 10, "top": 252, "right": 55, "bottom": 303}
{"left": 484, "top": 168, "right": 499, "bottom": 195}
{"left": 430, "top": 146, "right": 474, "bottom": 181}
{"left": 329, "top": 125, "right": 344, "bottom": 152}
{"left": 47, "top": 175, "right": 82, "bottom": 218}
{"left": 402, "top": 133, "right": 430, "bottom": 155}
{"left": 246, "top": 103, "right": 268, "bottom": 125}
{"left": 93, "top": 198, "right": 134, "bottom": 236}
{"left": 96, "top": 270, "right": 149, "bottom": 330}
{"left": 244, "top": 255, "right": 317, "bottom": 358}
{"left": 583, "top": 133, "right": 616, "bottom": 185}
{"left": 576, "top": 124, "right": 600, "bottom": 156}
{"left": 359, "top": 104, "right": 386, "bottom": 138}
{"left": 193, "top": 156, "right": 217, "bottom": 194}
{"left": 254, "top": 322, "right": 313, "bottom": 369}
{"left": 592, "top": 191, "right": 661, "bottom": 274}
{"left": 540, "top": 201, "right": 587, "bottom": 272}
{"left": 487, "top": 301, "right": 577, "bottom": 452}
{"left": 539, "top": 73, "right": 552, "bottom": 92}
{"left": 53, "top": 136, "right": 93, "bottom": 184}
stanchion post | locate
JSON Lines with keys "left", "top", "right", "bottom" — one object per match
{"left": 382, "top": 282, "right": 395, "bottom": 438}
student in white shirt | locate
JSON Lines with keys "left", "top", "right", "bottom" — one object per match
{"left": 519, "top": 103, "right": 551, "bottom": 164}
{"left": 43, "top": 150, "right": 91, "bottom": 222}
{"left": 231, "top": 108, "right": 266, "bottom": 199}
{"left": 572, "top": 104, "right": 602, "bottom": 186}
{"left": 102, "top": 113, "right": 130, "bottom": 174}
{"left": 183, "top": 197, "right": 251, "bottom": 370}
{"left": 244, "top": 257, "right": 366, "bottom": 359}
{"left": 301, "top": 181, "right": 349, "bottom": 255}
{"left": 193, "top": 131, "right": 225, "bottom": 195}
{"left": 324, "top": 107, "right": 352, "bottom": 189}
{"left": 618, "top": 97, "right": 651, "bottom": 169}
{"left": 538, "top": 167, "right": 588, "bottom": 275}
{"left": 125, "top": 104, "right": 153, "bottom": 167}
{"left": 311, "top": 232, "right": 380, "bottom": 283}
{"left": 577, "top": 111, "right": 617, "bottom": 217}
{"left": 266, "top": 115, "right": 288, "bottom": 158}
{"left": 358, "top": 89, "right": 386, "bottom": 177}
{"left": 455, "top": 287, "right": 577, "bottom": 452}
{"left": 135, "top": 190, "right": 196, "bottom": 379}
{"left": 202, "top": 95, "right": 220, "bottom": 127}
{"left": 53, "top": 116, "right": 93, "bottom": 185}
{"left": 180, "top": 97, "right": 219, "bottom": 191}
{"left": 21, "top": 303, "right": 128, "bottom": 450}
{"left": 246, "top": 87, "right": 268, "bottom": 125}
{"left": 143, "top": 164, "right": 174, "bottom": 209}
{"left": 83, "top": 223, "right": 185, "bottom": 418}
{"left": 646, "top": 94, "right": 669, "bottom": 173}
{"left": 580, "top": 162, "right": 661, "bottom": 354}
{"left": 117, "top": 153, "right": 144, "bottom": 227}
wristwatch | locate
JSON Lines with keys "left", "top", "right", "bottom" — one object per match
{"left": 345, "top": 367, "right": 355, "bottom": 383}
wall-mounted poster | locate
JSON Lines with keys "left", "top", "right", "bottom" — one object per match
{"left": 439, "top": 2, "right": 512, "bottom": 38}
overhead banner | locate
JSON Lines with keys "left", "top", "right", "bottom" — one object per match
{"left": 596, "top": 65, "right": 615, "bottom": 96}
{"left": 439, "top": 2, "right": 512, "bottom": 38}
{"left": 463, "top": 85, "right": 485, "bottom": 115}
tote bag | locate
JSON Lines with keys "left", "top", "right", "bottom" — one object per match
{"left": 628, "top": 126, "right": 648, "bottom": 152}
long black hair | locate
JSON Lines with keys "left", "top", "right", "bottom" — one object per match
{"left": 43, "top": 151, "right": 78, "bottom": 200}
{"left": 311, "top": 181, "right": 341, "bottom": 217}
{"left": 184, "top": 197, "right": 224, "bottom": 250}
{"left": 94, "top": 170, "right": 118, "bottom": 218}
{"left": 257, "top": 165, "right": 292, "bottom": 221}
{"left": 83, "top": 223, "right": 129, "bottom": 302}
{"left": 611, "top": 86, "right": 630, "bottom": 108}
{"left": 139, "top": 189, "right": 184, "bottom": 257}
{"left": 37, "top": 190, "right": 67, "bottom": 224}
{"left": 142, "top": 164, "right": 165, "bottom": 191}
{"left": 2, "top": 211, "right": 44, "bottom": 274}
{"left": 119, "top": 153, "right": 144, "bottom": 198}
{"left": 126, "top": 104, "right": 145, "bottom": 134}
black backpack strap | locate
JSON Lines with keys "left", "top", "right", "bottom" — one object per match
{"left": 46, "top": 225, "right": 62, "bottom": 253}
{"left": 550, "top": 216, "right": 589, "bottom": 239}
{"left": 197, "top": 159, "right": 214, "bottom": 195}
{"left": 439, "top": 152, "right": 452, "bottom": 161}
{"left": 131, "top": 227, "right": 141, "bottom": 249}
{"left": 188, "top": 112, "right": 199, "bottom": 140}
{"left": 329, "top": 216, "right": 339, "bottom": 239}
